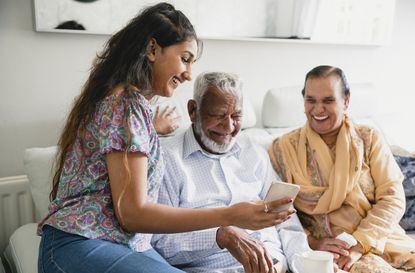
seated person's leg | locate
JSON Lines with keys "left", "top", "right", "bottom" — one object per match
{"left": 39, "top": 225, "right": 184, "bottom": 273}
{"left": 350, "top": 252, "right": 414, "bottom": 273}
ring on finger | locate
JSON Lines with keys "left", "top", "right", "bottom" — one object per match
{"left": 264, "top": 202, "right": 269, "bottom": 213}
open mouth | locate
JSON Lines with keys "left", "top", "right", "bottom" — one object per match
{"left": 313, "top": 115, "right": 328, "bottom": 121}
{"left": 210, "top": 131, "right": 232, "bottom": 142}
{"left": 172, "top": 76, "right": 181, "bottom": 88}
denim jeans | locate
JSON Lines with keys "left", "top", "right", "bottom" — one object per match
{"left": 38, "top": 225, "right": 184, "bottom": 273}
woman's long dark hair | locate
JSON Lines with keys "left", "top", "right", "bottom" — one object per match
{"left": 51, "top": 2, "right": 201, "bottom": 200}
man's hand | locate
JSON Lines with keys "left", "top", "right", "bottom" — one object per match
{"left": 216, "top": 226, "right": 274, "bottom": 273}
{"left": 336, "top": 243, "right": 364, "bottom": 271}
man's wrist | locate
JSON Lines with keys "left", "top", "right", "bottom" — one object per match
{"left": 216, "top": 226, "right": 234, "bottom": 249}
{"left": 216, "top": 227, "right": 226, "bottom": 249}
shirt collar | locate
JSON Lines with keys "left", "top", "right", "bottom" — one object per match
{"left": 183, "top": 126, "right": 241, "bottom": 159}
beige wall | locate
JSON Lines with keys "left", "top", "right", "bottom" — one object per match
{"left": 1, "top": 0, "right": 414, "bottom": 177}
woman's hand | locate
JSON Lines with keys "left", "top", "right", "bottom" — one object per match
{"left": 336, "top": 243, "right": 364, "bottom": 271}
{"left": 153, "top": 105, "right": 181, "bottom": 135}
{"left": 227, "top": 198, "right": 296, "bottom": 230}
{"left": 308, "top": 236, "right": 350, "bottom": 258}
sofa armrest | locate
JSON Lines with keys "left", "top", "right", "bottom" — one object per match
{"left": 4, "top": 223, "right": 39, "bottom": 273}
{"left": 407, "top": 232, "right": 415, "bottom": 240}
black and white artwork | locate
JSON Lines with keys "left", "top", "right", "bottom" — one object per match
{"left": 33, "top": 0, "right": 320, "bottom": 38}
{"left": 33, "top": 0, "right": 394, "bottom": 44}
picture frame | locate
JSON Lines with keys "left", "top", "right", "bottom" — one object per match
{"left": 32, "top": 0, "right": 395, "bottom": 45}
{"left": 32, "top": 0, "right": 314, "bottom": 39}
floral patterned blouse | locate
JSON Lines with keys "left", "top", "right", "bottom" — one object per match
{"left": 38, "top": 91, "right": 164, "bottom": 251}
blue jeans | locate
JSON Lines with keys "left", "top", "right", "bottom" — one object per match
{"left": 38, "top": 225, "right": 184, "bottom": 273}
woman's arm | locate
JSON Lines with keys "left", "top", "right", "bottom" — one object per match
{"left": 352, "top": 129, "right": 406, "bottom": 253}
{"left": 106, "top": 152, "right": 294, "bottom": 233}
{"left": 268, "top": 138, "right": 289, "bottom": 182}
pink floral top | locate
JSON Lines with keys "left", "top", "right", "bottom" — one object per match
{"left": 38, "top": 92, "right": 164, "bottom": 251}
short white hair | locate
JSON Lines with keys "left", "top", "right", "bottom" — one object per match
{"left": 193, "top": 72, "right": 243, "bottom": 106}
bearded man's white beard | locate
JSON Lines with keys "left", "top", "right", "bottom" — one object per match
{"left": 193, "top": 121, "right": 236, "bottom": 154}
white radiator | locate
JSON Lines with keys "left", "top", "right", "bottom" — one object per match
{"left": 0, "top": 175, "right": 35, "bottom": 254}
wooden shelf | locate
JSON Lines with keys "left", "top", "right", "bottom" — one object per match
{"left": 200, "top": 36, "right": 383, "bottom": 47}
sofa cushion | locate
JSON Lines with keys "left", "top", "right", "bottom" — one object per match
{"left": 262, "top": 86, "right": 305, "bottom": 128}
{"left": 394, "top": 154, "right": 415, "bottom": 232}
{"left": 372, "top": 113, "right": 415, "bottom": 153}
{"left": 241, "top": 98, "right": 257, "bottom": 129}
{"left": 23, "top": 146, "right": 56, "bottom": 221}
{"left": 240, "top": 128, "right": 273, "bottom": 150}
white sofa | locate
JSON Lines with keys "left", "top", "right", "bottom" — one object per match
{"left": 1, "top": 83, "right": 414, "bottom": 273}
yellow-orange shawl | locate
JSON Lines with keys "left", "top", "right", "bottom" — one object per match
{"left": 273, "top": 117, "right": 371, "bottom": 216}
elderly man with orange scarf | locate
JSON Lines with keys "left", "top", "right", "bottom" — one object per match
{"left": 269, "top": 65, "right": 415, "bottom": 272}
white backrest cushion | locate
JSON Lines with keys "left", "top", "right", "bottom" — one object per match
{"left": 347, "top": 83, "right": 380, "bottom": 119}
{"left": 240, "top": 128, "right": 274, "bottom": 150}
{"left": 242, "top": 98, "right": 257, "bottom": 129}
{"left": 262, "top": 83, "right": 378, "bottom": 128}
{"left": 23, "top": 146, "right": 56, "bottom": 221}
{"left": 262, "top": 86, "right": 305, "bottom": 128}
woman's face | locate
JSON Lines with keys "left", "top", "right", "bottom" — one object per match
{"left": 149, "top": 39, "right": 198, "bottom": 97}
{"left": 303, "top": 75, "right": 350, "bottom": 139}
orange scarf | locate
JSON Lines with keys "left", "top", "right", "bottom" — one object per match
{"left": 272, "top": 117, "right": 371, "bottom": 215}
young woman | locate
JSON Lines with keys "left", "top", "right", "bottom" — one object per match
{"left": 38, "top": 3, "right": 287, "bottom": 273}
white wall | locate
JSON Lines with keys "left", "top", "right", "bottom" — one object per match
{"left": 1, "top": 0, "right": 414, "bottom": 177}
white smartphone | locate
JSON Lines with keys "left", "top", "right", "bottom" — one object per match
{"left": 264, "top": 181, "right": 300, "bottom": 212}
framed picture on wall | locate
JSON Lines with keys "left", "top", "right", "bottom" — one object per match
{"left": 33, "top": 0, "right": 150, "bottom": 34}
{"left": 33, "top": 0, "right": 311, "bottom": 38}
{"left": 33, "top": 0, "right": 395, "bottom": 45}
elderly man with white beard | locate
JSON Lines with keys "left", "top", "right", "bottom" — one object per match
{"left": 151, "top": 72, "right": 311, "bottom": 273}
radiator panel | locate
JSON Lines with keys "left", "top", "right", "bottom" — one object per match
{"left": 0, "top": 176, "right": 35, "bottom": 254}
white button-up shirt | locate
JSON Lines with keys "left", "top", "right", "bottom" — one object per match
{"left": 151, "top": 127, "right": 310, "bottom": 272}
